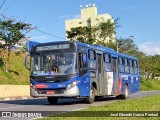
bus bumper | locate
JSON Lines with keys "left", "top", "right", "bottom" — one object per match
{"left": 30, "top": 86, "right": 80, "bottom": 97}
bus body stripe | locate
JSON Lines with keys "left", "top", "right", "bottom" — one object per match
{"left": 119, "top": 76, "right": 122, "bottom": 94}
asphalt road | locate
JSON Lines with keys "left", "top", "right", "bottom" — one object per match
{"left": 0, "top": 90, "right": 160, "bottom": 120}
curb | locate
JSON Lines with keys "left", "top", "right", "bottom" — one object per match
{"left": 0, "top": 96, "right": 33, "bottom": 101}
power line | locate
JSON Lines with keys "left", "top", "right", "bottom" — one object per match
{"left": 0, "top": 0, "right": 6, "bottom": 10}
{"left": 35, "top": 29, "right": 66, "bottom": 40}
{"left": 1, "top": 0, "right": 18, "bottom": 14}
{"left": 0, "top": 14, "right": 67, "bottom": 41}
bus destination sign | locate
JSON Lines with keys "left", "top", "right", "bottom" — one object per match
{"left": 36, "top": 44, "right": 70, "bottom": 51}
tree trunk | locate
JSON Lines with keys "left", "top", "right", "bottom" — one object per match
{"left": 103, "top": 36, "right": 107, "bottom": 46}
{"left": 7, "top": 45, "right": 11, "bottom": 62}
{"left": 0, "top": 48, "right": 8, "bottom": 72}
{"left": 4, "top": 60, "right": 8, "bottom": 72}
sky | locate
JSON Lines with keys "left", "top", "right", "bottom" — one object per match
{"left": 0, "top": 0, "right": 160, "bottom": 55}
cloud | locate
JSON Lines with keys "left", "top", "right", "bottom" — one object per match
{"left": 58, "top": 14, "right": 80, "bottom": 20}
{"left": 138, "top": 42, "right": 160, "bottom": 55}
{"left": 30, "top": 36, "right": 46, "bottom": 40}
{"left": 58, "top": 15, "right": 70, "bottom": 19}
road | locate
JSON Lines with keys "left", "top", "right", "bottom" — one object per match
{"left": 0, "top": 90, "right": 160, "bottom": 120}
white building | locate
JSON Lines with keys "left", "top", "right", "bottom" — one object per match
{"left": 65, "top": 4, "right": 115, "bottom": 43}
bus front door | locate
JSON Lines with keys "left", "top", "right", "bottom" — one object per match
{"left": 97, "top": 54, "right": 104, "bottom": 95}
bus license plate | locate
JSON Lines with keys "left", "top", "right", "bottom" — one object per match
{"left": 46, "top": 91, "right": 55, "bottom": 95}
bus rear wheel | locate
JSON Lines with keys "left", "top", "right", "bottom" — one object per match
{"left": 86, "top": 86, "right": 95, "bottom": 104}
{"left": 47, "top": 97, "right": 58, "bottom": 105}
{"left": 121, "top": 85, "right": 129, "bottom": 99}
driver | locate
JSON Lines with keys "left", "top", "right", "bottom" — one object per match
{"left": 51, "top": 55, "right": 58, "bottom": 73}
{"left": 58, "top": 56, "right": 73, "bottom": 74}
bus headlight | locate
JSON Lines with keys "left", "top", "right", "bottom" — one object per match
{"left": 67, "top": 81, "right": 78, "bottom": 90}
{"left": 30, "top": 84, "right": 37, "bottom": 91}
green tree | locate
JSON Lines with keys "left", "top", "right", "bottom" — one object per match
{"left": 0, "top": 19, "right": 32, "bottom": 72}
{"left": 115, "top": 38, "right": 139, "bottom": 55}
{"left": 104, "top": 37, "right": 142, "bottom": 57}
{"left": 66, "top": 27, "right": 84, "bottom": 41}
{"left": 97, "top": 18, "right": 119, "bottom": 46}
{"left": 138, "top": 54, "right": 160, "bottom": 80}
{"left": 66, "top": 26, "right": 96, "bottom": 44}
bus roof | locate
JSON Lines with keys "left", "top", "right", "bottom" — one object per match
{"left": 31, "top": 41, "right": 138, "bottom": 60}
{"left": 75, "top": 41, "right": 138, "bottom": 60}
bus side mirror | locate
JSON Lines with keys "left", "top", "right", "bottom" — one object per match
{"left": 25, "top": 53, "right": 30, "bottom": 70}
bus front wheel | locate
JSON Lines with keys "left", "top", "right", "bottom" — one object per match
{"left": 47, "top": 97, "right": 58, "bottom": 105}
{"left": 86, "top": 86, "right": 95, "bottom": 104}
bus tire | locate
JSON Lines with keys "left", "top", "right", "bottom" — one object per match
{"left": 47, "top": 97, "right": 58, "bottom": 105}
{"left": 121, "top": 85, "right": 129, "bottom": 99}
{"left": 86, "top": 86, "right": 95, "bottom": 104}
{"left": 95, "top": 96, "right": 101, "bottom": 101}
{"left": 115, "top": 95, "right": 121, "bottom": 99}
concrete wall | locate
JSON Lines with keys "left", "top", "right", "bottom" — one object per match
{"left": 0, "top": 85, "right": 30, "bottom": 98}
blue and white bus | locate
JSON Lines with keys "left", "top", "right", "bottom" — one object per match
{"left": 25, "top": 41, "right": 140, "bottom": 104}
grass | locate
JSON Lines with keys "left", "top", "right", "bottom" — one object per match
{"left": 0, "top": 52, "right": 29, "bottom": 85}
{"left": 40, "top": 94, "right": 160, "bottom": 120}
{"left": 140, "top": 78, "right": 160, "bottom": 91}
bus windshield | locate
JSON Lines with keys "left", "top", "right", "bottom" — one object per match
{"left": 31, "top": 52, "right": 76, "bottom": 76}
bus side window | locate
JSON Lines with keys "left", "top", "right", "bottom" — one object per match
{"left": 104, "top": 54, "right": 111, "bottom": 63}
{"left": 79, "top": 52, "right": 88, "bottom": 76}
{"left": 88, "top": 50, "right": 96, "bottom": 60}
{"left": 82, "top": 53, "right": 87, "bottom": 67}
{"left": 129, "top": 60, "right": 134, "bottom": 74}
{"left": 124, "top": 58, "right": 129, "bottom": 73}
{"left": 133, "top": 60, "right": 138, "bottom": 74}
{"left": 119, "top": 57, "right": 124, "bottom": 73}
{"left": 104, "top": 53, "right": 112, "bottom": 71}
{"left": 88, "top": 50, "right": 97, "bottom": 69}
